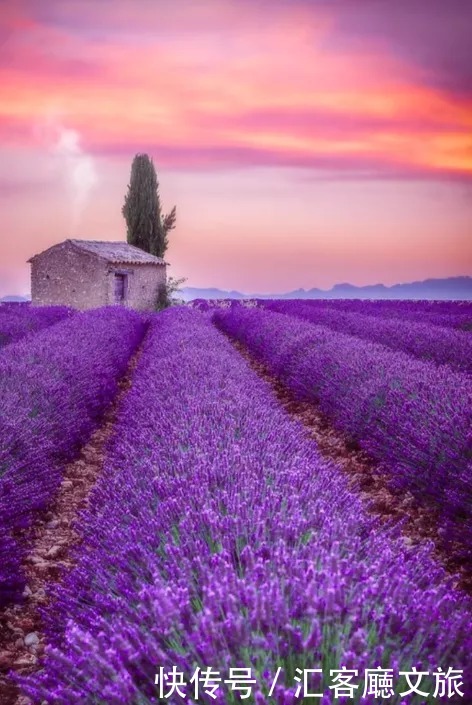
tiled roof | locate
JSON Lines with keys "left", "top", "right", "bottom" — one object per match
{"left": 68, "top": 239, "right": 167, "bottom": 265}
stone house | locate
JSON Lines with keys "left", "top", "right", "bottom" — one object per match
{"left": 28, "top": 239, "right": 167, "bottom": 310}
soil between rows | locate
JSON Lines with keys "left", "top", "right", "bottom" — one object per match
{"left": 228, "top": 337, "right": 472, "bottom": 596}
{"left": 0, "top": 346, "right": 143, "bottom": 705}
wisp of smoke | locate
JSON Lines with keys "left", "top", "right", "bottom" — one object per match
{"left": 54, "top": 127, "right": 98, "bottom": 236}
{"left": 35, "top": 114, "right": 98, "bottom": 235}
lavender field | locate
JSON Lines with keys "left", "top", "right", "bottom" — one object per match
{"left": 0, "top": 301, "right": 471, "bottom": 704}
{"left": 0, "top": 305, "right": 73, "bottom": 349}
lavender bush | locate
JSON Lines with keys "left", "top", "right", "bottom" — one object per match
{"left": 0, "top": 307, "right": 146, "bottom": 606}
{"left": 214, "top": 307, "right": 472, "bottom": 564}
{"left": 264, "top": 301, "right": 472, "bottom": 374}
{"left": 0, "top": 305, "right": 73, "bottom": 348}
{"left": 19, "top": 308, "right": 471, "bottom": 704}
{"left": 188, "top": 299, "right": 259, "bottom": 312}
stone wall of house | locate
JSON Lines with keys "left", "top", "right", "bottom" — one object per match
{"left": 31, "top": 242, "right": 167, "bottom": 310}
{"left": 105, "top": 263, "right": 166, "bottom": 310}
{"left": 31, "top": 243, "right": 108, "bottom": 309}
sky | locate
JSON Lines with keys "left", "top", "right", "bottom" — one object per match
{"left": 0, "top": 0, "right": 471, "bottom": 295}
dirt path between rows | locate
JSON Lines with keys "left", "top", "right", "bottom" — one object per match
{"left": 229, "top": 338, "right": 472, "bottom": 596}
{"left": 0, "top": 344, "right": 143, "bottom": 705}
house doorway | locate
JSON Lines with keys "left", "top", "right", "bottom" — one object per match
{"left": 114, "top": 273, "right": 127, "bottom": 304}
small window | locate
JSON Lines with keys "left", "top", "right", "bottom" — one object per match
{"left": 114, "top": 273, "right": 127, "bottom": 303}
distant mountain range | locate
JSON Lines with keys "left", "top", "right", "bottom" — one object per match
{"left": 2, "top": 276, "right": 471, "bottom": 304}
{"left": 180, "top": 276, "right": 472, "bottom": 301}
{"left": 0, "top": 295, "right": 30, "bottom": 303}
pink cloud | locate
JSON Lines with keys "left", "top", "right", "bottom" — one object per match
{"left": 1, "top": 0, "right": 471, "bottom": 177}
{"left": 0, "top": 0, "right": 471, "bottom": 295}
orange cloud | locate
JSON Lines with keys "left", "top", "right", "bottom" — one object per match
{"left": 1, "top": 0, "right": 471, "bottom": 182}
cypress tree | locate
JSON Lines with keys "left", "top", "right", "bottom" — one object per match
{"left": 122, "top": 153, "right": 176, "bottom": 257}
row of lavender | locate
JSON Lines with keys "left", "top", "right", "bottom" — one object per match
{"left": 293, "top": 299, "right": 472, "bottom": 334}
{"left": 0, "top": 305, "right": 73, "bottom": 348}
{"left": 0, "top": 307, "right": 146, "bottom": 607}
{"left": 188, "top": 298, "right": 472, "bottom": 332}
{"left": 294, "top": 299, "right": 472, "bottom": 316}
{"left": 19, "top": 308, "right": 472, "bottom": 704}
{"left": 214, "top": 307, "right": 472, "bottom": 566}
{"left": 263, "top": 300, "right": 472, "bottom": 374}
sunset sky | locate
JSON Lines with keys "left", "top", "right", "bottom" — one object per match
{"left": 1, "top": 0, "right": 471, "bottom": 296}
